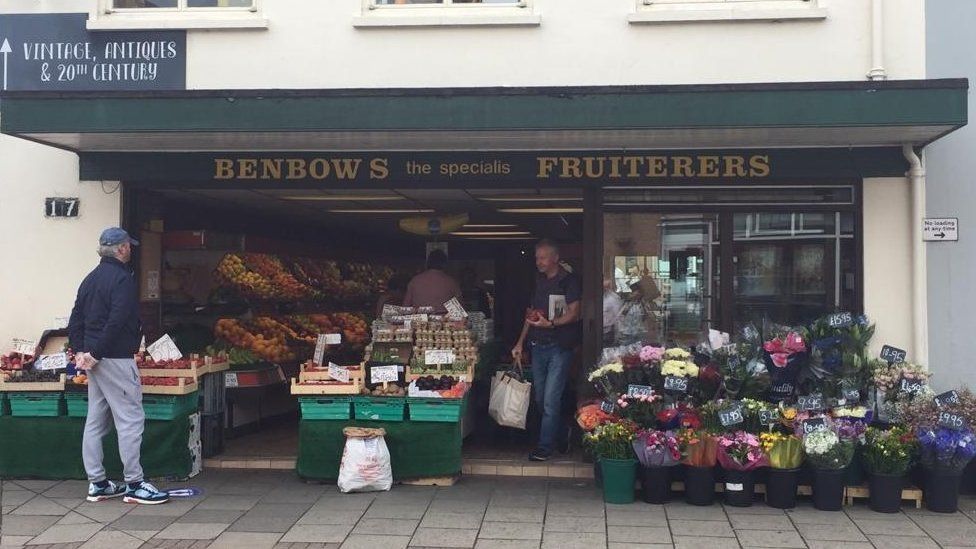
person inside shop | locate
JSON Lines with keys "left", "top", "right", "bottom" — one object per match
{"left": 512, "top": 239, "right": 582, "bottom": 462}
{"left": 68, "top": 227, "right": 170, "bottom": 505}
{"left": 460, "top": 267, "right": 492, "bottom": 318}
{"left": 403, "top": 249, "right": 461, "bottom": 313}
{"left": 375, "top": 273, "right": 411, "bottom": 318}
{"left": 602, "top": 277, "right": 623, "bottom": 346}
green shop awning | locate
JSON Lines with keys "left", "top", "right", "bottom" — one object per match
{"left": 0, "top": 79, "right": 967, "bottom": 153}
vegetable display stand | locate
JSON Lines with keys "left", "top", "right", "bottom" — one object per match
{"left": 924, "top": 469, "right": 962, "bottom": 513}
{"left": 639, "top": 465, "right": 675, "bottom": 504}
{"left": 683, "top": 465, "right": 716, "bottom": 506}
{"left": 766, "top": 468, "right": 800, "bottom": 509}
{"left": 600, "top": 458, "right": 637, "bottom": 504}
{"left": 723, "top": 469, "right": 756, "bottom": 507}
{"left": 868, "top": 473, "right": 905, "bottom": 513}
{"left": 812, "top": 468, "right": 845, "bottom": 511}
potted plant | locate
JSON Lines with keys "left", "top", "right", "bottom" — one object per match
{"left": 677, "top": 428, "right": 718, "bottom": 506}
{"left": 760, "top": 432, "right": 804, "bottom": 509}
{"left": 862, "top": 426, "right": 917, "bottom": 513}
{"left": 916, "top": 425, "right": 976, "bottom": 513}
{"left": 584, "top": 420, "right": 639, "bottom": 504}
{"left": 804, "top": 430, "right": 855, "bottom": 511}
{"left": 633, "top": 429, "right": 681, "bottom": 504}
{"left": 717, "top": 431, "right": 768, "bottom": 507}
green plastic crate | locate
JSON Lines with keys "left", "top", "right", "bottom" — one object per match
{"left": 65, "top": 392, "right": 89, "bottom": 418}
{"left": 142, "top": 391, "right": 199, "bottom": 421}
{"left": 0, "top": 393, "right": 8, "bottom": 416}
{"left": 353, "top": 396, "right": 405, "bottom": 421}
{"left": 300, "top": 397, "right": 352, "bottom": 420}
{"left": 407, "top": 397, "right": 465, "bottom": 423}
{"left": 8, "top": 392, "right": 64, "bottom": 417}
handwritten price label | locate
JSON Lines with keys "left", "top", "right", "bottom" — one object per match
{"left": 798, "top": 394, "right": 824, "bottom": 411}
{"left": 35, "top": 353, "right": 68, "bottom": 371}
{"left": 627, "top": 384, "right": 654, "bottom": 398}
{"left": 663, "top": 376, "right": 689, "bottom": 393}
{"left": 719, "top": 403, "right": 745, "bottom": 427}
{"left": 880, "top": 345, "right": 907, "bottom": 365}
{"left": 328, "top": 362, "right": 350, "bottom": 383}
{"left": 899, "top": 377, "right": 926, "bottom": 396}
{"left": 370, "top": 365, "right": 399, "bottom": 384}
{"left": 313, "top": 335, "right": 328, "bottom": 366}
{"left": 444, "top": 297, "right": 468, "bottom": 320}
{"left": 425, "top": 349, "right": 455, "bottom": 365}
{"left": 147, "top": 334, "right": 182, "bottom": 362}
{"left": 827, "top": 312, "right": 854, "bottom": 328}
{"left": 600, "top": 400, "right": 616, "bottom": 414}
{"left": 939, "top": 411, "right": 967, "bottom": 430}
{"left": 11, "top": 338, "right": 37, "bottom": 356}
{"left": 934, "top": 390, "right": 960, "bottom": 408}
{"left": 759, "top": 409, "right": 780, "bottom": 425}
{"left": 802, "top": 418, "right": 829, "bottom": 435}
{"left": 325, "top": 333, "right": 342, "bottom": 345}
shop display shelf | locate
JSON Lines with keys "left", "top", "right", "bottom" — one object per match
{"left": 141, "top": 377, "right": 199, "bottom": 395}
{"left": 65, "top": 392, "right": 89, "bottom": 418}
{"left": 0, "top": 373, "right": 67, "bottom": 393}
{"left": 407, "top": 396, "right": 466, "bottom": 423}
{"left": 143, "top": 391, "right": 200, "bottom": 421}
{"left": 353, "top": 396, "right": 406, "bottom": 421}
{"left": 290, "top": 377, "right": 362, "bottom": 395}
{"left": 299, "top": 396, "right": 353, "bottom": 420}
{"left": 407, "top": 364, "right": 475, "bottom": 383}
{"left": 8, "top": 392, "right": 64, "bottom": 417}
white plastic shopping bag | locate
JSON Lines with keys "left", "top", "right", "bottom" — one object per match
{"left": 488, "top": 366, "right": 532, "bottom": 430}
{"left": 337, "top": 427, "right": 393, "bottom": 493}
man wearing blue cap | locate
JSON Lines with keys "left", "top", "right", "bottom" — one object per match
{"left": 68, "top": 227, "right": 169, "bottom": 505}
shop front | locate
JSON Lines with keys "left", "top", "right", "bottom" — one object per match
{"left": 0, "top": 81, "right": 967, "bottom": 481}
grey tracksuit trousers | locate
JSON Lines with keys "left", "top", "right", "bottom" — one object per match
{"left": 82, "top": 358, "right": 145, "bottom": 484}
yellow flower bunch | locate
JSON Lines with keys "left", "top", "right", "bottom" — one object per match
{"left": 661, "top": 359, "right": 699, "bottom": 378}
{"left": 664, "top": 348, "right": 691, "bottom": 360}
{"left": 759, "top": 432, "right": 804, "bottom": 469}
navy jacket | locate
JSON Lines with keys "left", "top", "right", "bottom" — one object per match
{"left": 68, "top": 257, "right": 142, "bottom": 360}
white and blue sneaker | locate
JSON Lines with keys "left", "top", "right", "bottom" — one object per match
{"left": 123, "top": 481, "right": 170, "bottom": 505}
{"left": 86, "top": 481, "right": 127, "bottom": 502}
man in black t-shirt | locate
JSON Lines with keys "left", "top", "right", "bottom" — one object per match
{"left": 512, "top": 239, "right": 582, "bottom": 461}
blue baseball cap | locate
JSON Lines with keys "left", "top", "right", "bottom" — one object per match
{"left": 99, "top": 227, "right": 139, "bottom": 246}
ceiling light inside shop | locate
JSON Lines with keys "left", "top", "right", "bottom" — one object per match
{"left": 328, "top": 209, "right": 435, "bottom": 214}
{"left": 280, "top": 195, "right": 404, "bottom": 201}
{"left": 464, "top": 237, "right": 537, "bottom": 241}
{"left": 449, "top": 231, "right": 532, "bottom": 237}
{"left": 497, "top": 208, "right": 585, "bottom": 214}
{"left": 462, "top": 224, "right": 519, "bottom": 228}
{"left": 480, "top": 196, "right": 583, "bottom": 202}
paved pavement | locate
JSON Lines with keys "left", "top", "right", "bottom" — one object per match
{"left": 3, "top": 470, "right": 976, "bottom": 548}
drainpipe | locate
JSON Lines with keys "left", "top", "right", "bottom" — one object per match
{"left": 903, "top": 144, "right": 928, "bottom": 366}
{"left": 867, "top": 0, "right": 887, "bottom": 80}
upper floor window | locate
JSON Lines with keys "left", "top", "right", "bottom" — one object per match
{"left": 356, "top": 0, "right": 539, "bottom": 27}
{"left": 372, "top": 0, "right": 520, "bottom": 4}
{"left": 631, "top": 0, "right": 827, "bottom": 24}
{"left": 112, "top": 0, "right": 255, "bottom": 9}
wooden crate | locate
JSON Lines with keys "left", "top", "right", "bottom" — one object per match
{"left": 290, "top": 377, "right": 362, "bottom": 396}
{"left": 401, "top": 475, "right": 458, "bottom": 487}
{"left": 299, "top": 363, "right": 364, "bottom": 383}
{"left": 138, "top": 362, "right": 203, "bottom": 379}
{"left": 406, "top": 364, "right": 475, "bottom": 383}
{"left": 200, "top": 359, "right": 230, "bottom": 376}
{"left": 141, "top": 377, "right": 198, "bottom": 395}
{"left": 844, "top": 484, "right": 923, "bottom": 509}
{"left": 0, "top": 373, "right": 67, "bottom": 392}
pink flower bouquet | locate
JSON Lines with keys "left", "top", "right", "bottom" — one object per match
{"left": 717, "top": 431, "right": 769, "bottom": 471}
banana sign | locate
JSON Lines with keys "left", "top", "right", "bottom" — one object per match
{"left": 399, "top": 214, "right": 469, "bottom": 236}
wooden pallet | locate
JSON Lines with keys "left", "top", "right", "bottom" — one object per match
{"left": 844, "top": 484, "right": 923, "bottom": 509}
{"left": 400, "top": 474, "right": 459, "bottom": 487}
{"left": 141, "top": 377, "right": 198, "bottom": 395}
{"left": 669, "top": 482, "right": 813, "bottom": 496}
{"left": 290, "top": 377, "right": 362, "bottom": 395}
{"left": 0, "top": 373, "right": 67, "bottom": 392}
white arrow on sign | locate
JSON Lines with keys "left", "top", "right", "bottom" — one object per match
{"left": 0, "top": 38, "right": 11, "bottom": 91}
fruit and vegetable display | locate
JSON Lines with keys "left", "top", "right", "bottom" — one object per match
{"left": 1, "top": 352, "right": 30, "bottom": 372}
{"left": 361, "top": 383, "right": 407, "bottom": 397}
{"left": 2, "top": 370, "right": 61, "bottom": 383}
{"left": 408, "top": 376, "right": 469, "bottom": 398}
{"left": 215, "top": 252, "right": 393, "bottom": 304}
{"left": 70, "top": 373, "right": 88, "bottom": 386}
{"left": 214, "top": 313, "right": 369, "bottom": 364}
{"left": 141, "top": 376, "right": 197, "bottom": 387}
{"left": 135, "top": 355, "right": 194, "bottom": 370}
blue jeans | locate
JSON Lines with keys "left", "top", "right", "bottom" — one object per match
{"left": 531, "top": 342, "right": 572, "bottom": 453}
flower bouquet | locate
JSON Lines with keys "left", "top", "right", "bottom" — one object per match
{"left": 862, "top": 426, "right": 917, "bottom": 512}
{"left": 763, "top": 324, "right": 807, "bottom": 391}
{"left": 584, "top": 420, "right": 639, "bottom": 504}
{"left": 759, "top": 430, "right": 805, "bottom": 507}
{"left": 575, "top": 403, "right": 614, "bottom": 432}
{"left": 804, "top": 430, "right": 855, "bottom": 511}
{"left": 676, "top": 428, "right": 719, "bottom": 506}
{"left": 717, "top": 431, "right": 768, "bottom": 507}
{"left": 587, "top": 362, "right": 626, "bottom": 402}
{"left": 633, "top": 429, "right": 681, "bottom": 503}
{"left": 916, "top": 425, "right": 976, "bottom": 512}
{"left": 656, "top": 402, "right": 702, "bottom": 431}
{"left": 616, "top": 392, "right": 662, "bottom": 429}
{"left": 871, "top": 361, "right": 931, "bottom": 423}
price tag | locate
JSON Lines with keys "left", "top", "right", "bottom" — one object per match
{"left": 719, "top": 403, "right": 745, "bottom": 427}
{"left": 842, "top": 384, "right": 861, "bottom": 402}
{"left": 224, "top": 372, "right": 239, "bottom": 388}
{"left": 425, "top": 349, "right": 455, "bottom": 365}
{"left": 880, "top": 345, "right": 907, "bottom": 365}
{"left": 801, "top": 417, "right": 829, "bottom": 435}
{"left": 404, "top": 320, "right": 412, "bottom": 331}
{"left": 600, "top": 400, "right": 616, "bottom": 414}
{"left": 663, "top": 376, "right": 689, "bottom": 393}
{"left": 743, "top": 326, "right": 759, "bottom": 340}
{"left": 759, "top": 409, "right": 780, "bottom": 425}
{"left": 935, "top": 390, "right": 961, "bottom": 409}
{"left": 899, "top": 377, "right": 926, "bottom": 396}
{"left": 35, "top": 353, "right": 68, "bottom": 371}
{"left": 11, "top": 338, "right": 37, "bottom": 356}
{"left": 382, "top": 304, "right": 398, "bottom": 318}
{"left": 725, "top": 483, "right": 744, "bottom": 492}
{"left": 627, "top": 384, "right": 654, "bottom": 398}
{"left": 325, "top": 333, "right": 342, "bottom": 345}
{"left": 328, "top": 362, "right": 350, "bottom": 383}
{"left": 827, "top": 312, "right": 854, "bottom": 328}
{"left": 798, "top": 393, "right": 824, "bottom": 412}
{"left": 370, "top": 365, "right": 399, "bottom": 384}
{"left": 147, "top": 334, "right": 182, "bottom": 362}
{"left": 444, "top": 297, "right": 468, "bottom": 319}
{"left": 313, "top": 334, "right": 328, "bottom": 366}
{"left": 939, "top": 411, "right": 967, "bottom": 430}
{"left": 769, "top": 382, "right": 794, "bottom": 398}
{"left": 403, "top": 313, "right": 429, "bottom": 323}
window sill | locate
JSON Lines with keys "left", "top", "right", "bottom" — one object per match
{"left": 628, "top": 7, "right": 827, "bottom": 24}
{"left": 86, "top": 15, "right": 269, "bottom": 31}
{"left": 352, "top": 13, "right": 541, "bottom": 28}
